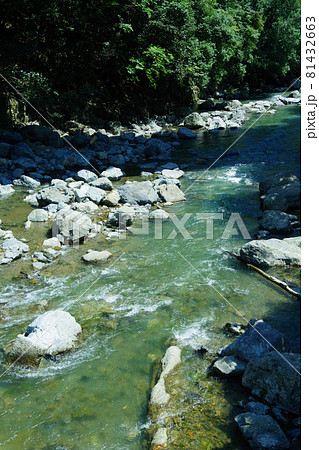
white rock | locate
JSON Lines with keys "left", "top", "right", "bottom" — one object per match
{"left": 8, "top": 310, "right": 82, "bottom": 365}
{"left": 43, "top": 237, "right": 61, "bottom": 248}
{"left": 28, "top": 209, "right": 49, "bottom": 222}
{"left": 82, "top": 250, "right": 112, "bottom": 263}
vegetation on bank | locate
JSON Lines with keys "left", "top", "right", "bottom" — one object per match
{"left": 0, "top": 0, "right": 300, "bottom": 123}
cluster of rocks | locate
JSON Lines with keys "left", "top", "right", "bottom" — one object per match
{"left": 0, "top": 163, "right": 186, "bottom": 268}
{"left": 0, "top": 223, "right": 30, "bottom": 264}
{"left": 0, "top": 90, "right": 301, "bottom": 188}
{"left": 237, "top": 173, "right": 301, "bottom": 269}
{"left": 5, "top": 309, "right": 82, "bottom": 366}
{"left": 256, "top": 173, "right": 301, "bottom": 239}
{"left": 210, "top": 319, "right": 300, "bottom": 449}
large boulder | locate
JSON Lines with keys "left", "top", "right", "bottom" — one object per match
{"left": 183, "top": 112, "right": 205, "bottom": 129}
{"left": 158, "top": 184, "right": 186, "bottom": 203}
{"left": 7, "top": 310, "right": 82, "bottom": 366}
{"left": 239, "top": 237, "right": 301, "bottom": 268}
{"left": 53, "top": 207, "right": 92, "bottom": 242}
{"left": 259, "top": 210, "right": 293, "bottom": 235}
{"left": 36, "top": 186, "right": 75, "bottom": 206}
{"left": 235, "top": 413, "right": 289, "bottom": 449}
{"left": 118, "top": 181, "right": 159, "bottom": 205}
{"left": 260, "top": 174, "right": 301, "bottom": 212}
{"left": 242, "top": 352, "right": 301, "bottom": 414}
{"left": 219, "top": 319, "right": 288, "bottom": 362}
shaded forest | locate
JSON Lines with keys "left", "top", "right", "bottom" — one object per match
{"left": 0, "top": 0, "right": 300, "bottom": 122}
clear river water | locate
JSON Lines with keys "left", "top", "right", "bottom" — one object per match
{"left": 0, "top": 103, "right": 300, "bottom": 449}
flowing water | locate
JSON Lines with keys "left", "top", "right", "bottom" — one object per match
{"left": 0, "top": 104, "right": 300, "bottom": 449}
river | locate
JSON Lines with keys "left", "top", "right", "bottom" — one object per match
{"left": 0, "top": 103, "right": 300, "bottom": 449}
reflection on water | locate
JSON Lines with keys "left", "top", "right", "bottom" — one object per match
{"left": 0, "top": 105, "right": 300, "bottom": 449}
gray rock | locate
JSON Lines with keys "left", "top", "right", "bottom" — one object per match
{"left": 13, "top": 175, "right": 40, "bottom": 188}
{"left": 28, "top": 209, "right": 49, "bottom": 222}
{"left": 1, "top": 237, "right": 30, "bottom": 256}
{"left": 82, "top": 250, "right": 112, "bottom": 263}
{"left": 239, "top": 237, "right": 301, "bottom": 268}
{"left": 149, "top": 209, "right": 170, "bottom": 221}
{"left": 177, "top": 127, "right": 197, "bottom": 139}
{"left": 20, "top": 125, "right": 61, "bottom": 146}
{"left": 72, "top": 200, "right": 99, "bottom": 214}
{"left": 242, "top": 352, "right": 301, "bottom": 414}
{"left": 235, "top": 413, "right": 289, "bottom": 449}
{"left": 260, "top": 210, "right": 292, "bottom": 234}
{"left": 101, "top": 166, "right": 124, "bottom": 181}
{"left": 74, "top": 184, "right": 105, "bottom": 204}
{"left": 153, "top": 176, "right": 181, "bottom": 188}
{"left": 108, "top": 154, "right": 126, "bottom": 166}
{"left": 219, "top": 319, "right": 287, "bottom": 362}
{"left": 161, "top": 169, "right": 184, "bottom": 179}
{"left": 7, "top": 310, "right": 82, "bottom": 366}
{"left": 102, "top": 189, "right": 120, "bottom": 207}
{"left": 210, "top": 116, "right": 227, "bottom": 129}
{"left": 76, "top": 169, "right": 98, "bottom": 183}
{"left": 211, "top": 356, "right": 247, "bottom": 377}
{"left": 43, "top": 237, "right": 61, "bottom": 248}
{"left": 53, "top": 207, "right": 92, "bottom": 242}
{"left": 36, "top": 186, "right": 75, "bottom": 206}
{"left": 184, "top": 112, "right": 205, "bottom": 129}
{"left": 0, "top": 185, "right": 15, "bottom": 198}
{"left": 260, "top": 174, "right": 301, "bottom": 212}
{"left": 245, "top": 402, "right": 270, "bottom": 415}
{"left": 118, "top": 181, "right": 159, "bottom": 205}
{"left": 158, "top": 184, "right": 186, "bottom": 203}
{"left": 89, "top": 177, "right": 113, "bottom": 191}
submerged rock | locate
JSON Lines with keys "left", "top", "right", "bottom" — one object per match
{"left": 177, "top": 127, "right": 197, "bottom": 139}
{"left": 7, "top": 310, "right": 82, "bottom": 366}
{"left": 235, "top": 413, "right": 289, "bottom": 449}
{"left": 242, "top": 352, "right": 301, "bottom": 414}
{"left": 151, "top": 428, "right": 168, "bottom": 447}
{"left": 239, "top": 237, "right": 301, "bottom": 268}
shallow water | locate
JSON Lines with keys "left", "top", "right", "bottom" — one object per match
{"left": 0, "top": 105, "right": 300, "bottom": 449}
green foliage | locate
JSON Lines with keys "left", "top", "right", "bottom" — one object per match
{"left": 0, "top": 0, "right": 301, "bottom": 120}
